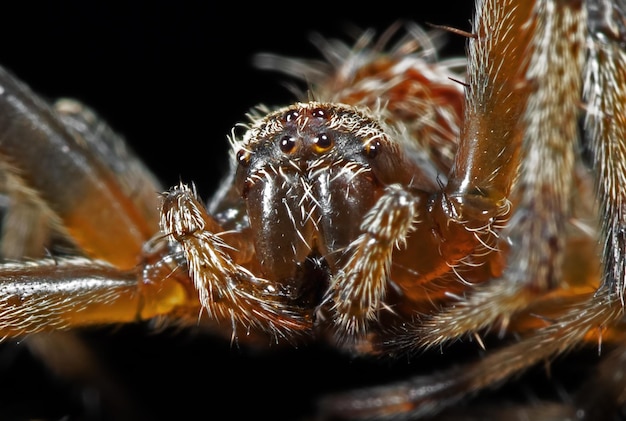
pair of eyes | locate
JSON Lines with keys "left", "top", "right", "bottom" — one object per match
{"left": 279, "top": 132, "right": 332, "bottom": 154}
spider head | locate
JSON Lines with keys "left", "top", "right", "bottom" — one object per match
{"left": 231, "top": 101, "right": 412, "bottom": 303}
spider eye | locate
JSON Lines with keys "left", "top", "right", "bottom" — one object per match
{"left": 236, "top": 149, "right": 251, "bottom": 166}
{"left": 284, "top": 109, "right": 299, "bottom": 122}
{"left": 312, "top": 132, "right": 333, "bottom": 153}
{"left": 363, "top": 139, "right": 381, "bottom": 158}
{"left": 311, "top": 107, "right": 326, "bottom": 118}
{"left": 280, "top": 135, "right": 297, "bottom": 153}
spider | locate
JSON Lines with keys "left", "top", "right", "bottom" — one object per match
{"left": 0, "top": 0, "right": 624, "bottom": 420}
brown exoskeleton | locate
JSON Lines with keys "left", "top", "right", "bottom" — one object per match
{"left": 0, "top": 1, "right": 624, "bottom": 420}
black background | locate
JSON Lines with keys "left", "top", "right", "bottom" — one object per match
{"left": 0, "top": 3, "right": 488, "bottom": 421}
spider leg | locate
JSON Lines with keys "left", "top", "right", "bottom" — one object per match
{"left": 0, "top": 61, "right": 183, "bottom": 333}
{"left": 396, "top": 0, "right": 590, "bottom": 350}
{"left": 52, "top": 97, "right": 164, "bottom": 232}
{"left": 318, "top": 289, "right": 623, "bottom": 420}
{"left": 0, "top": 70, "right": 179, "bottom": 419}
{"left": 322, "top": 183, "right": 420, "bottom": 342}
{"left": 0, "top": 65, "right": 161, "bottom": 269}
{"left": 0, "top": 257, "right": 170, "bottom": 338}
{"left": 584, "top": 0, "right": 626, "bottom": 303}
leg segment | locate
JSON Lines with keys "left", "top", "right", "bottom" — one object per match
{"left": 0, "top": 254, "right": 196, "bottom": 340}
{"left": 0, "top": 258, "right": 141, "bottom": 339}
{"left": 584, "top": 0, "right": 626, "bottom": 302}
{"left": 322, "top": 184, "right": 420, "bottom": 341}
